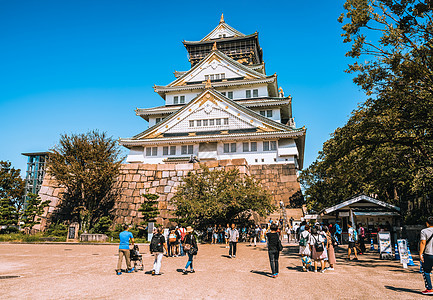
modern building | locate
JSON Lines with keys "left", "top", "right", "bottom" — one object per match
{"left": 22, "top": 152, "right": 49, "bottom": 207}
{"left": 120, "top": 15, "right": 306, "bottom": 170}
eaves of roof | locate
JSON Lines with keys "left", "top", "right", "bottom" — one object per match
{"left": 155, "top": 76, "right": 276, "bottom": 93}
{"left": 183, "top": 33, "right": 257, "bottom": 45}
{"left": 120, "top": 129, "right": 306, "bottom": 147}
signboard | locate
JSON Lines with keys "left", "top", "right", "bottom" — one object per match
{"left": 68, "top": 226, "right": 76, "bottom": 240}
{"left": 397, "top": 239, "right": 409, "bottom": 267}
{"left": 378, "top": 231, "right": 392, "bottom": 254}
{"left": 339, "top": 211, "right": 350, "bottom": 217}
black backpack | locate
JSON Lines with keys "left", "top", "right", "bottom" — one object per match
{"left": 150, "top": 234, "right": 163, "bottom": 252}
{"left": 313, "top": 234, "right": 324, "bottom": 252}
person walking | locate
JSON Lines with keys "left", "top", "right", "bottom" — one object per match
{"left": 248, "top": 225, "right": 256, "bottom": 246}
{"left": 358, "top": 223, "right": 366, "bottom": 254}
{"left": 212, "top": 225, "right": 218, "bottom": 244}
{"left": 225, "top": 224, "right": 230, "bottom": 248}
{"left": 334, "top": 220, "right": 342, "bottom": 245}
{"left": 309, "top": 226, "right": 327, "bottom": 273}
{"left": 228, "top": 223, "right": 239, "bottom": 258}
{"left": 420, "top": 216, "right": 433, "bottom": 295}
{"left": 168, "top": 228, "right": 178, "bottom": 257}
{"left": 182, "top": 226, "right": 198, "bottom": 274}
{"left": 116, "top": 224, "right": 135, "bottom": 275}
{"left": 324, "top": 226, "right": 336, "bottom": 270}
{"left": 267, "top": 223, "right": 282, "bottom": 278}
{"left": 347, "top": 221, "right": 358, "bottom": 261}
{"left": 299, "top": 224, "right": 311, "bottom": 272}
{"left": 150, "top": 227, "right": 168, "bottom": 276}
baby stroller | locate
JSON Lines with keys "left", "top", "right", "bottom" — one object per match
{"left": 130, "top": 245, "right": 144, "bottom": 271}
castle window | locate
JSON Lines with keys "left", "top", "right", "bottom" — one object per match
{"left": 210, "top": 74, "right": 214, "bottom": 80}
{"left": 223, "top": 143, "right": 237, "bottom": 153}
{"left": 243, "top": 142, "right": 249, "bottom": 152}
{"left": 227, "top": 91, "right": 233, "bottom": 99}
{"left": 196, "top": 120, "right": 202, "bottom": 126}
{"left": 271, "top": 141, "right": 277, "bottom": 150}
{"left": 170, "top": 146, "right": 176, "bottom": 155}
{"left": 203, "top": 119, "right": 208, "bottom": 126}
{"left": 209, "top": 119, "right": 214, "bottom": 126}
{"left": 243, "top": 142, "right": 257, "bottom": 152}
{"left": 181, "top": 145, "right": 193, "bottom": 155}
{"left": 216, "top": 119, "right": 221, "bottom": 125}
{"left": 163, "top": 146, "right": 169, "bottom": 155}
{"left": 259, "top": 111, "right": 265, "bottom": 116}
{"left": 221, "top": 92, "right": 226, "bottom": 96}
{"left": 246, "top": 90, "right": 251, "bottom": 98}
{"left": 180, "top": 96, "right": 185, "bottom": 104}
{"left": 146, "top": 147, "right": 158, "bottom": 156}
{"left": 224, "top": 118, "right": 229, "bottom": 125}
{"left": 267, "top": 110, "right": 273, "bottom": 117}
{"left": 205, "top": 75, "right": 209, "bottom": 80}
{"left": 215, "top": 74, "right": 220, "bottom": 80}
{"left": 189, "top": 120, "right": 194, "bottom": 127}
{"left": 221, "top": 73, "right": 225, "bottom": 79}
{"left": 156, "top": 118, "right": 161, "bottom": 124}
{"left": 174, "top": 96, "right": 179, "bottom": 104}
{"left": 253, "top": 89, "right": 258, "bottom": 97}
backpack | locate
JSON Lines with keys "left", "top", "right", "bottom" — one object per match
{"left": 299, "top": 232, "right": 308, "bottom": 247}
{"left": 353, "top": 228, "right": 358, "bottom": 242}
{"left": 150, "top": 234, "right": 162, "bottom": 252}
{"left": 313, "top": 235, "right": 324, "bottom": 252}
{"left": 169, "top": 233, "right": 177, "bottom": 243}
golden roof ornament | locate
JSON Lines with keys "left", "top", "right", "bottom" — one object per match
{"left": 220, "top": 13, "right": 224, "bottom": 23}
{"left": 205, "top": 78, "right": 212, "bottom": 88}
{"left": 212, "top": 42, "right": 218, "bottom": 51}
{"left": 278, "top": 87, "right": 284, "bottom": 97}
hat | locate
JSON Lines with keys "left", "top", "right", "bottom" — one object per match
{"left": 186, "top": 226, "right": 194, "bottom": 233}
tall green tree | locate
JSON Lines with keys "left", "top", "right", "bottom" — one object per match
{"left": 48, "top": 131, "right": 123, "bottom": 231}
{"left": 21, "top": 193, "right": 50, "bottom": 231}
{"left": 0, "top": 198, "right": 18, "bottom": 226}
{"left": 0, "top": 161, "right": 25, "bottom": 218}
{"left": 301, "top": 1, "right": 433, "bottom": 222}
{"left": 138, "top": 192, "right": 159, "bottom": 224}
{"left": 171, "top": 165, "right": 274, "bottom": 229}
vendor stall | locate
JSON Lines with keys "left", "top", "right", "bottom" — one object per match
{"left": 318, "top": 194, "right": 401, "bottom": 243}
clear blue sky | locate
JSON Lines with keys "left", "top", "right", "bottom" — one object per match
{"left": 0, "top": 0, "right": 365, "bottom": 177}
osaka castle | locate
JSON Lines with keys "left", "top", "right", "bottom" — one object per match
{"left": 120, "top": 15, "right": 306, "bottom": 170}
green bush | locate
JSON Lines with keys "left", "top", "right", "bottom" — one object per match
{"left": 44, "top": 222, "right": 68, "bottom": 237}
{"left": 91, "top": 216, "right": 112, "bottom": 234}
{"left": 0, "top": 226, "right": 19, "bottom": 234}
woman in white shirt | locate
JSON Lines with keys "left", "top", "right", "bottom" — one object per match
{"left": 299, "top": 224, "right": 311, "bottom": 272}
{"left": 309, "top": 226, "right": 327, "bottom": 273}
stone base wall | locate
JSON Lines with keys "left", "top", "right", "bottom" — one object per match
{"left": 38, "top": 159, "right": 301, "bottom": 229}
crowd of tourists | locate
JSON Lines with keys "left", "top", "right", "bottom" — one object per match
{"left": 114, "top": 216, "right": 433, "bottom": 295}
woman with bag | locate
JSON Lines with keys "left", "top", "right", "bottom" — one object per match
{"left": 182, "top": 226, "right": 198, "bottom": 274}
{"left": 266, "top": 223, "right": 283, "bottom": 278}
{"left": 324, "top": 226, "right": 336, "bottom": 270}
{"left": 309, "top": 226, "right": 327, "bottom": 273}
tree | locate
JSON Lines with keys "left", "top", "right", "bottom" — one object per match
{"left": 48, "top": 130, "right": 123, "bottom": 231}
{"left": 171, "top": 165, "right": 274, "bottom": 229}
{"left": 0, "top": 161, "right": 25, "bottom": 218}
{"left": 300, "top": 1, "right": 433, "bottom": 222}
{"left": 0, "top": 198, "right": 18, "bottom": 226}
{"left": 21, "top": 193, "right": 50, "bottom": 231}
{"left": 138, "top": 192, "right": 159, "bottom": 224}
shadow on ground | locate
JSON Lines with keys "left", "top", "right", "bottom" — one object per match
{"left": 384, "top": 285, "right": 420, "bottom": 295}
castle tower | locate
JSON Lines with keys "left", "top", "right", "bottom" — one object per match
{"left": 120, "top": 16, "right": 306, "bottom": 171}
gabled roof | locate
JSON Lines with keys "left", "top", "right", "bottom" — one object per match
{"left": 321, "top": 194, "right": 400, "bottom": 215}
{"left": 120, "top": 88, "right": 304, "bottom": 142}
{"left": 165, "top": 47, "right": 268, "bottom": 88}
{"left": 199, "top": 14, "right": 245, "bottom": 42}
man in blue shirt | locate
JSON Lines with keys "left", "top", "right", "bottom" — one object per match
{"left": 116, "top": 224, "right": 135, "bottom": 275}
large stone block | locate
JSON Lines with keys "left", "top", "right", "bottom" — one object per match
{"left": 132, "top": 174, "right": 141, "bottom": 182}
{"left": 175, "top": 164, "right": 193, "bottom": 171}
{"left": 162, "top": 171, "right": 169, "bottom": 178}
{"left": 157, "top": 164, "right": 176, "bottom": 170}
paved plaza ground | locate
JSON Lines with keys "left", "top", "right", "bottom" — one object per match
{"left": 0, "top": 241, "right": 426, "bottom": 299}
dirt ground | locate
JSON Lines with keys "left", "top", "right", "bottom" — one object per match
{"left": 0, "top": 241, "right": 426, "bottom": 299}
